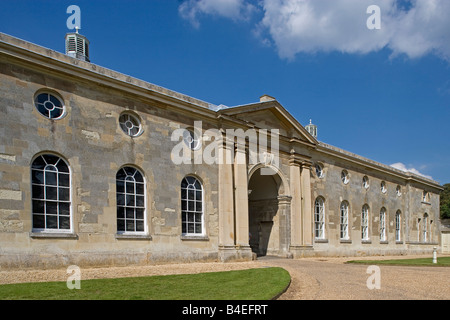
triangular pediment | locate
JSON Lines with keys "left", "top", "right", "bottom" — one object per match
{"left": 217, "top": 100, "right": 317, "bottom": 146}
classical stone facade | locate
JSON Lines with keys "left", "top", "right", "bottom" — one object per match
{"left": 0, "top": 33, "right": 443, "bottom": 269}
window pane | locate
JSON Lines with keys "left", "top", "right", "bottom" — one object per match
{"left": 59, "top": 173, "right": 70, "bottom": 187}
{"left": 135, "top": 183, "right": 144, "bottom": 195}
{"left": 46, "top": 187, "right": 58, "bottom": 200}
{"left": 136, "top": 196, "right": 144, "bottom": 208}
{"left": 32, "top": 170, "right": 44, "bottom": 185}
{"left": 45, "top": 171, "right": 58, "bottom": 186}
{"left": 46, "top": 201, "right": 57, "bottom": 214}
{"left": 117, "top": 194, "right": 125, "bottom": 206}
{"left": 46, "top": 215, "right": 57, "bottom": 229}
{"left": 126, "top": 208, "right": 134, "bottom": 219}
{"left": 59, "top": 187, "right": 70, "bottom": 201}
{"left": 126, "top": 194, "right": 135, "bottom": 206}
{"left": 32, "top": 200, "right": 45, "bottom": 214}
{"left": 135, "top": 220, "right": 144, "bottom": 232}
{"left": 135, "top": 208, "right": 144, "bottom": 220}
{"left": 32, "top": 185, "right": 45, "bottom": 199}
{"left": 126, "top": 220, "right": 135, "bottom": 232}
{"left": 187, "top": 223, "right": 195, "bottom": 234}
{"left": 59, "top": 203, "right": 70, "bottom": 216}
{"left": 33, "top": 214, "right": 45, "bottom": 229}
{"left": 59, "top": 216, "right": 70, "bottom": 229}
{"left": 117, "top": 207, "right": 124, "bottom": 219}
{"left": 117, "top": 219, "right": 125, "bottom": 232}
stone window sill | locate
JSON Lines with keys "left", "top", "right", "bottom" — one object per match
{"left": 380, "top": 241, "right": 389, "bottom": 244}
{"left": 115, "top": 234, "right": 152, "bottom": 240}
{"left": 181, "top": 235, "right": 209, "bottom": 241}
{"left": 361, "top": 240, "right": 372, "bottom": 244}
{"left": 340, "top": 239, "right": 352, "bottom": 244}
{"left": 30, "top": 232, "right": 78, "bottom": 239}
{"left": 314, "top": 239, "right": 328, "bottom": 243}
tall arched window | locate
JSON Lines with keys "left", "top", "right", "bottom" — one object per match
{"left": 181, "top": 176, "right": 203, "bottom": 235}
{"left": 314, "top": 197, "right": 325, "bottom": 239}
{"left": 361, "top": 204, "right": 370, "bottom": 241}
{"left": 340, "top": 201, "right": 349, "bottom": 240}
{"left": 395, "top": 210, "right": 402, "bottom": 242}
{"left": 422, "top": 213, "right": 428, "bottom": 242}
{"left": 31, "top": 154, "right": 71, "bottom": 231}
{"left": 380, "top": 207, "right": 387, "bottom": 242}
{"left": 116, "top": 167, "right": 146, "bottom": 234}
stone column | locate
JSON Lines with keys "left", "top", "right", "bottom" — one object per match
{"left": 278, "top": 195, "right": 292, "bottom": 257}
{"left": 234, "top": 142, "right": 250, "bottom": 249}
{"left": 301, "top": 161, "right": 313, "bottom": 247}
{"left": 218, "top": 135, "right": 236, "bottom": 261}
{"left": 289, "top": 154, "right": 303, "bottom": 250}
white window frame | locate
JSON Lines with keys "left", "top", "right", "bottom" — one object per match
{"left": 380, "top": 207, "right": 387, "bottom": 241}
{"left": 362, "top": 176, "right": 369, "bottom": 190}
{"left": 341, "top": 170, "right": 349, "bottom": 185}
{"left": 116, "top": 166, "right": 147, "bottom": 235}
{"left": 34, "top": 92, "right": 66, "bottom": 120}
{"left": 381, "top": 181, "right": 387, "bottom": 194}
{"left": 181, "top": 176, "right": 204, "bottom": 236}
{"left": 31, "top": 154, "right": 72, "bottom": 233}
{"left": 314, "top": 197, "right": 325, "bottom": 239}
{"left": 361, "top": 204, "right": 369, "bottom": 241}
{"left": 395, "top": 210, "right": 401, "bottom": 242}
{"left": 340, "top": 201, "right": 349, "bottom": 240}
{"left": 315, "top": 164, "right": 324, "bottom": 179}
{"left": 119, "top": 112, "right": 143, "bottom": 137}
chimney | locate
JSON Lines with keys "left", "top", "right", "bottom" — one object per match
{"left": 65, "top": 27, "right": 90, "bottom": 62}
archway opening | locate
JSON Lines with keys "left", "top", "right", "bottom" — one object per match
{"left": 248, "top": 167, "right": 282, "bottom": 257}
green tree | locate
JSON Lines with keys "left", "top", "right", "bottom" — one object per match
{"left": 440, "top": 183, "right": 450, "bottom": 219}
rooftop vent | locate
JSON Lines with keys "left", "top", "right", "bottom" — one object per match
{"left": 65, "top": 27, "right": 90, "bottom": 62}
{"left": 305, "top": 119, "right": 317, "bottom": 138}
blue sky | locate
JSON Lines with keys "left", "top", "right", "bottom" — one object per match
{"left": 1, "top": 0, "right": 449, "bottom": 184}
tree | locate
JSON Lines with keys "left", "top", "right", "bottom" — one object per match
{"left": 440, "top": 183, "right": 450, "bottom": 219}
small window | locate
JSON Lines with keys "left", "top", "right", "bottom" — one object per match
{"left": 362, "top": 176, "right": 369, "bottom": 189}
{"left": 315, "top": 164, "right": 324, "bottom": 179}
{"left": 395, "top": 210, "right": 401, "bottom": 242}
{"left": 380, "top": 207, "right": 387, "bottom": 241}
{"left": 396, "top": 185, "right": 402, "bottom": 197}
{"left": 381, "top": 181, "right": 387, "bottom": 194}
{"left": 119, "top": 113, "right": 142, "bottom": 137}
{"left": 422, "top": 191, "right": 430, "bottom": 203}
{"left": 341, "top": 170, "right": 349, "bottom": 185}
{"left": 34, "top": 92, "right": 65, "bottom": 119}
{"left": 422, "top": 213, "right": 429, "bottom": 242}
{"left": 314, "top": 197, "right": 325, "bottom": 239}
{"left": 183, "top": 129, "right": 201, "bottom": 150}
{"left": 361, "top": 204, "right": 369, "bottom": 241}
{"left": 340, "top": 201, "right": 349, "bottom": 240}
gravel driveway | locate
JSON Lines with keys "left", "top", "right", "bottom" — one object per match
{"left": 0, "top": 255, "right": 448, "bottom": 300}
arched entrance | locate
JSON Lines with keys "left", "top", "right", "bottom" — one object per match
{"left": 248, "top": 166, "right": 290, "bottom": 257}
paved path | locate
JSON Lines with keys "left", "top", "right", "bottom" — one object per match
{"left": 258, "top": 255, "right": 449, "bottom": 300}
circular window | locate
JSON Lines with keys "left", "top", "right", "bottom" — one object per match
{"left": 34, "top": 92, "right": 65, "bottom": 119}
{"left": 119, "top": 113, "right": 142, "bottom": 137}
{"left": 341, "top": 170, "right": 349, "bottom": 185}
{"left": 183, "top": 129, "right": 200, "bottom": 150}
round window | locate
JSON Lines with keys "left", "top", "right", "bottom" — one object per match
{"left": 34, "top": 92, "right": 65, "bottom": 119}
{"left": 119, "top": 113, "right": 142, "bottom": 137}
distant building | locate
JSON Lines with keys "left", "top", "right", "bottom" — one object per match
{"left": 0, "top": 32, "right": 443, "bottom": 269}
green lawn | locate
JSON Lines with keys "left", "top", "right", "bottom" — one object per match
{"left": 0, "top": 267, "right": 290, "bottom": 300}
{"left": 346, "top": 256, "right": 450, "bottom": 267}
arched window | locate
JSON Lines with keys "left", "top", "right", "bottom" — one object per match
{"left": 422, "top": 213, "right": 428, "bottom": 242}
{"left": 361, "top": 204, "right": 370, "bottom": 241}
{"left": 181, "top": 176, "right": 203, "bottom": 235}
{"left": 31, "top": 154, "right": 71, "bottom": 231}
{"left": 116, "top": 167, "right": 146, "bottom": 234}
{"left": 340, "top": 201, "right": 349, "bottom": 240}
{"left": 380, "top": 207, "right": 387, "bottom": 242}
{"left": 395, "top": 210, "right": 401, "bottom": 242}
{"left": 314, "top": 197, "right": 325, "bottom": 239}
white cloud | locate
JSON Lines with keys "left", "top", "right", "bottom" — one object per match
{"left": 179, "top": 0, "right": 450, "bottom": 61}
{"left": 179, "top": 0, "right": 257, "bottom": 28}
{"left": 390, "top": 162, "right": 433, "bottom": 179}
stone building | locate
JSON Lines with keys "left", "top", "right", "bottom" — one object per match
{"left": 0, "top": 32, "right": 443, "bottom": 269}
